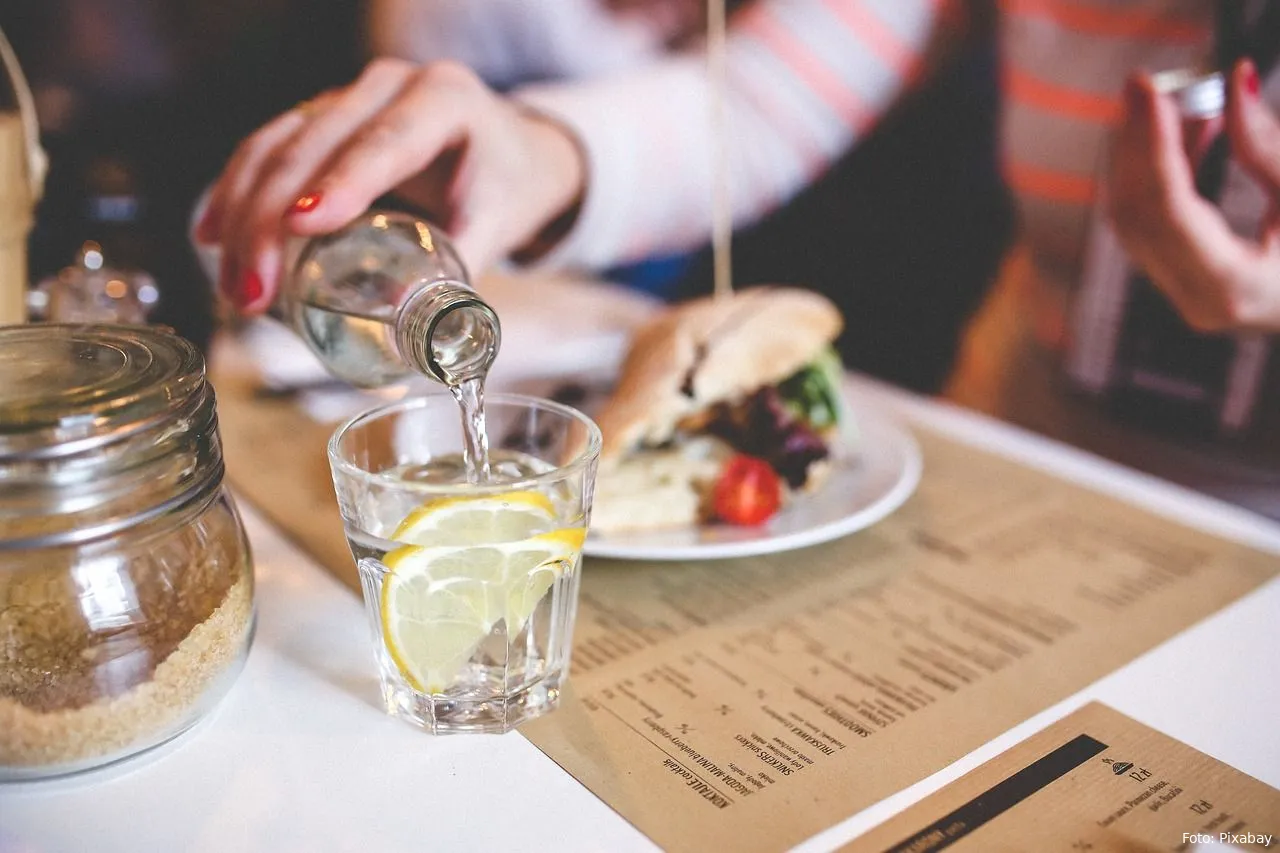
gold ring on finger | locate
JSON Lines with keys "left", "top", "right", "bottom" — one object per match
{"left": 293, "top": 98, "right": 323, "bottom": 119}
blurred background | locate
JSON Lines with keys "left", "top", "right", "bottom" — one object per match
{"left": 0, "top": 0, "right": 1010, "bottom": 391}
{"left": 2, "top": 0, "right": 365, "bottom": 353}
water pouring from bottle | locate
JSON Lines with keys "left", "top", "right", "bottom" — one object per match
{"left": 285, "top": 211, "right": 500, "bottom": 482}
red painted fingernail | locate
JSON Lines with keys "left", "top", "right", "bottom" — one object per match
{"left": 292, "top": 192, "right": 322, "bottom": 214}
{"left": 238, "top": 270, "right": 264, "bottom": 306}
{"left": 1244, "top": 60, "right": 1261, "bottom": 97}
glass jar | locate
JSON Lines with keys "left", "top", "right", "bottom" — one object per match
{"left": 0, "top": 324, "right": 254, "bottom": 780}
{"left": 30, "top": 241, "right": 161, "bottom": 325}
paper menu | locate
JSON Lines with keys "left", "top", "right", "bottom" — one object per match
{"left": 209, "top": 367, "right": 1278, "bottom": 853}
{"left": 520, "top": 430, "right": 1276, "bottom": 852}
{"left": 844, "top": 702, "right": 1280, "bottom": 852}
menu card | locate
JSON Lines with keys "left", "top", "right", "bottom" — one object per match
{"left": 845, "top": 702, "right": 1280, "bottom": 852}
{"left": 518, "top": 429, "right": 1275, "bottom": 851}
{"left": 211, "top": 368, "right": 1277, "bottom": 853}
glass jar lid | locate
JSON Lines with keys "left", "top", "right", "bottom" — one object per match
{"left": 0, "top": 324, "right": 221, "bottom": 549}
{"left": 0, "top": 324, "right": 204, "bottom": 459}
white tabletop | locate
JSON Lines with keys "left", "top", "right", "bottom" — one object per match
{"left": 4, "top": 376, "right": 1279, "bottom": 853}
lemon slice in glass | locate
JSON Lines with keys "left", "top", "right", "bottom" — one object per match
{"left": 391, "top": 491, "right": 557, "bottom": 547}
{"left": 380, "top": 528, "right": 586, "bottom": 693}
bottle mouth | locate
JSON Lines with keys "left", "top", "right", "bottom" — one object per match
{"left": 397, "top": 284, "right": 501, "bottom": 386}
{"left": 426, "top": 298, "right": 501, "bottom": 384}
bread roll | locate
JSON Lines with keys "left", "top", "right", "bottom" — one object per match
{"left": 596, "top": 287, "right": 842, "bottom": 462}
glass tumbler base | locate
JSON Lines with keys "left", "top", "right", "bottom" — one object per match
{"left": 381, "top": 671, "right": 566, "bottom": 735}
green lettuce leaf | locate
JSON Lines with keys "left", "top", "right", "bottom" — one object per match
{"left": 777, "top": 347, "right": 843, "bottom": 430}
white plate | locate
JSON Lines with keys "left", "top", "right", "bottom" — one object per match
{"left": 583, "top": 404, "right": 923, "bottom": 561}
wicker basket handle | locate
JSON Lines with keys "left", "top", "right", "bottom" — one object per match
{"left": 0, "top": 26, "right": 47, "bottom": 202}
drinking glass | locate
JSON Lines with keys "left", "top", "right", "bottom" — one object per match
{"left": 328, "top": 393, "right": 600, "bottom": 733}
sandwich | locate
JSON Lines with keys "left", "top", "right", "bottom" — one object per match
{"left": 590, "top": 286, "right": 853, "bottom": 533}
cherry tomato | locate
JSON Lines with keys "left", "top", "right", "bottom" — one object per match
{"left": 712, "top": 455, "right": 782, "bottom": 526}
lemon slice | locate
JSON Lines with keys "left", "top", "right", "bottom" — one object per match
{"left": 380, "top": 528, "right": 586, "bottom": 693}
{"left": 392, "top": 491, "right": 557, "bottom": 547}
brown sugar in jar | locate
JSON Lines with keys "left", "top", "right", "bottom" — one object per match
{"left": 0, "top": 325, "right": 254, "bottom": 779}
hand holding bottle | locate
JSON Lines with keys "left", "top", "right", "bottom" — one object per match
{"left": 194, "top": 58, "right": 586, "bottom": 314}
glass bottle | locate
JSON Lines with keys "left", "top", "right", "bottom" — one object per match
{"left": 283, "top": 211, "right": 501, "bottom": 389}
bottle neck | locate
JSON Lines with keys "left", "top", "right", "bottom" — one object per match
{"left": 395, "top": 281, "right": 501, "bottom": 386}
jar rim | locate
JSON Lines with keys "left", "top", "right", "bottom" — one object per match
{"left": 0, "top": 324, "right": 205, "bottom": 460}
{"left": 0, "top": 324, "right": 224, "bottom": 549}
{"left": 0, "top": 471, "right": 223, "bottom": 551}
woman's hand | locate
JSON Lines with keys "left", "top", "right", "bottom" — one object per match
{"left": 195, "top": 58, "right": 585, "bottom": 313}
{"left": 1110, "top": 59, "right": 1280, "bottom": 333}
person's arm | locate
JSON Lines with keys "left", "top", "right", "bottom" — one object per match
{"left": 516, "top": 0, "right": 946, "bottom": 269}
{"left": 197, "top": 0, "right": 947, "bottom": 312}
{"left": 367, "top": 0, "right": 672, "bottom": 89}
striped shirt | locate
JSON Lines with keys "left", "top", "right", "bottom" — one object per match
{"left": 517, "top": 0, "right": 1276, "bottom": 290}
{"left": 369, "top": 0, "right": 676, "bottom": 90}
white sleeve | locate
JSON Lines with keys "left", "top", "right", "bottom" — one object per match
{"left": 515, "top": 0, "right": 946, "bottom": 271}
{"left": 367, "top": 0, "right": 671, "bottom": 89}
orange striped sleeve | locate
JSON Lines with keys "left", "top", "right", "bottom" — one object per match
{"left": 737, "top": 4, "right": 874, "bottom": 132}
{"left": 818, "top": 0, "right": 920, "bottom": 79}
{"left": 1006, "top": 162, "right": 1097, "bottom": 205}
{"left": 726, "top": 63, "right": 829, "bottom": 179}
{"left": 1006, "top": 68, "right": 1122, "bottom": 124}
{"left": 1002, "top": 0, "right": 1209, "bottom": 43}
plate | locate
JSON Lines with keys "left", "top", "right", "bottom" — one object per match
{"left": 583, "top": 403, "right": 922, "bottom": 561}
